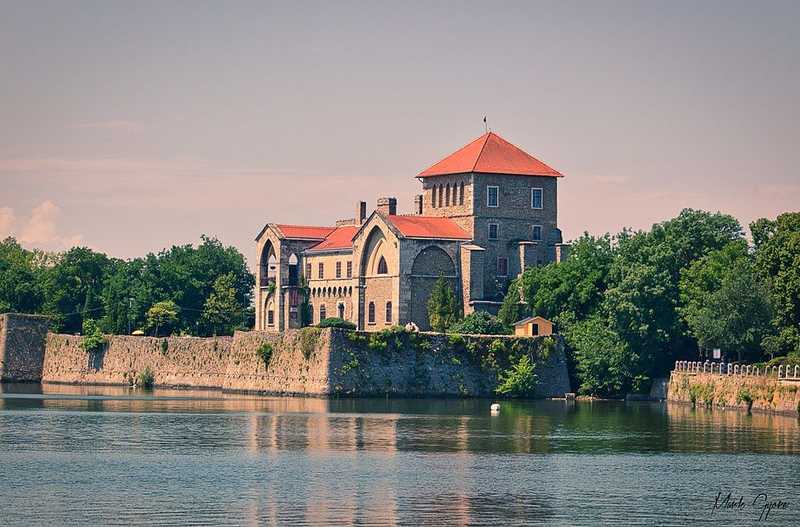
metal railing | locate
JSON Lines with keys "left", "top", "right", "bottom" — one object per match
{"left": 673, "top": 360, "right": 800, "bottom": 379}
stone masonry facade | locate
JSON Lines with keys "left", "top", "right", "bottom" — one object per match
{"left": 255, "top": 132, "right": 568, "bottom": 332}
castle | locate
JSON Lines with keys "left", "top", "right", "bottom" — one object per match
{"left": 255, "top": 132, "right": 568, "bottom": 332}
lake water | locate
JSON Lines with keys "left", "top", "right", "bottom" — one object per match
{"left": 1, "top": 383, "right": 798, "bottom": 526}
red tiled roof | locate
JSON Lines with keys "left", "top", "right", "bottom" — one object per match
{"left": 274, "top": 224, "right": 334, "bottom": 240}
{"left": 386, "top": 215, "right": 471, "bottom": 240}
{"left": 307, "top": 225, "right": 358, "bottom": 252}
{"left": 418, "top": 132, "right": 563, "bottom": 178}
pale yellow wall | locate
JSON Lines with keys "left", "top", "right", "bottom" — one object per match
{"left": 514, "top": 317, "right": 554, "bottom": 337}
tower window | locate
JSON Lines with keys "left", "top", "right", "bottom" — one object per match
{"left": 532, "top": 225, "right": 542, "bottom": 241}
{"left": 497, "top": 257, "right": 508, "bottom": 276}
{"left": 438, "top": 185, "right": 444, "bottom": 207}
{"left": 267, "top": 310, "right": 274, "bottom": 326}
{"left": 531, "top": 188, "right": 543, "bottom": 209}
{"left": 459, "top": 182, "right": 465, "bottom": 205}
{"left": 368, "top": 302, "right": 376, "bottom": 324}
{"left": 347, "top": 261, "right": 353, "bottom": 278}
{"left": 445, "top": 184, "right": 451, "bottom": 206}
{"left": 431, "top": 185, "right": 437, "bottom": 208}
{"left": 336, "top": 261, "right": 342, "bottom": 278}
{"left": 319, "top": 304, "right": 326, "bottom": 321}
{"left": 487, "top": 186, "right": 499, "bottom": 208}
{"left": 488, "top": 223, "right": 499, "bottom": 240}
{"left": 318, "top": 263, "right": 324, "bottom": 279}
{"left": 338, "top": 303, "right": 345, "bottom": 319}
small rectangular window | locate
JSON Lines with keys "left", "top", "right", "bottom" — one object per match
{"left": 347, "top": 261, "right": 353, "bottom": 278}
{"left": 336, "top": 261, "right": 342, "bottom": 278}
{"left": 318, "top": 263, "right": 324, "bottom": 279}
{"left": 531, "top": 188, "right": 543, "bottom": 209}
{"left": 488, "top": 223, "right": 499, "bottom": 240}
{"left": 267, "top": 310, "right": 274, "bottom": 326}
{"left": 532, "top": 225, "right": 542, "bottom": 241}
{"left": 289, "top": 306, "right": 297, "bottom": 320}
{"left": 305, "top": 263, "right": 312, "bottom": 278}
{"left": 532, "top": 323, "right": 539, "bottom": 336}
{"left": 487, "top": 186, "right": 499, "bottom": 208}
{"left": 497, "top": 257, "right": 508, "bottom": 276}
{"left": 386, "top": 301, "right": 392, "bottom": 323}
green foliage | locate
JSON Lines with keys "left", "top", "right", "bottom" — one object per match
{"left": 449, "top": 311, "right": 509, "bottom": 335}
{"left": 736, "top": 388, "right": 754, "bottom": 407}
{"left": 751, "top": 212, "right": 800, "bottom": 355}
{"left": 561, "top": 314, "right": 639, "bottom": 397}
{"left": 146, "top": 300, "right": 180, "bottom": 337}
{"left": 538, "top": 336, "right": 556, "bottom": 360}
{"left": 0, "top": 235, "right": 254, "bottom": 336}
{"left": 136, "top": 366, "right": 155, "bottom": 388}
{"left": 688, "top": 382, "right": 714, "bottom": 407}
{"left": 80, "top": 318, "right": 106, "bottom": 353}
{"left": 495, "top": 354, "right": 539, "bottom": 398}
{"left": 257, "top": 342, "right": 273, "bottom": 367}
{"left": 0, "top": 237, "right": 46, "bottom": 315}
{"left": 200, "top": 272, "right": 245, "bottom": 336}
{"left": 679, "top": 241, "right": 773, "bottom": 362}
{"left": 160, "top": 338, "right": 169, "bottom": 354}
{"left": 297, "top": 327, "right": 321, "bottom": 360}
{"left": 318, "top": 317, "right": 356, "bottom": 330}
{"left": 428, "top": 275, "right": 461, "bottom": 332}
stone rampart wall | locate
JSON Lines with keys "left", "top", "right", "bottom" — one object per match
{"left": 5, "top": 318, "right": 571, "bottom": 398}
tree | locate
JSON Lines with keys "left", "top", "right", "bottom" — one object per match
{"left": 603, "top": 209, "right": 743, "bottom": 377}
{"left": 561, "top": 314, "right": 641, "bottom": 396}
{"left": 751, "top": 212, "right": 800, "bottom": 355}
{"left": 40, "top": 247, "right": 112, "bottom": 333}
{"left": 146, "top": 300, "right": 180, "bottom": 337}
{"left": 449, "top": 311, "right": 508, "bottom": 335}
{"left": 427, "top": 275, "right": 460, "bottom": 332}
{"left": 200, "top": 273, "right": 244, "bottom": 336}
{"left": 498, "top": 234, "right": 615, "bottom": 327}
{"left": 0, "top": 237, "right": 45, "bottom": 314}
{"left": 679, "top": 241, "right": 772, "bottom": 362}
{"left": 495, "top": 354, "right": 539, "bottom": 397}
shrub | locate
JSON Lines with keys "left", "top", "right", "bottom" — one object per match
{"left": 257, "top": 342, "right": 273, "bottom": 368}
{"left": 80, "top": 319, "right": 106, "bottom": 354}
{"left": 495, "top": 354, "right": 539, "bottom": 398}
{"left": 136, "top": 367, "right": 155, "bottom": 388}
{"left": 449, "top": 312, "right": 509, "bottom": 335}
{"left": 160, "top": 338, "right": 169, "bottom": 354}
{"left": 298, "top": 327, "right": 321, "bottom": 360}
{"left": 736, "top": 388, "right": 754, "bottom": 412}
{"left": 428, "top": 275, "right": 461, "bottom": 332}
{"left": 318, "top": 317, "right": 356, "bottom": 330}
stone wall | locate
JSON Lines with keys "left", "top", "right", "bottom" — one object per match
{"left": 668, "top": 371, "right": 800, "bottom": 416}
{"left": 33, "top": 327, "right": 570, "bottom": 398}
{"left": 0, "top": 313, "right": 50, "bottom": 382}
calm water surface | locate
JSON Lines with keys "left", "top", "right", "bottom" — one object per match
{"left": 1, "top": 383, "right": 798, "bottom": 526}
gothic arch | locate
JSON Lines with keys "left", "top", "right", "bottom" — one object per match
{"left": 360, "top": 225, "right": 390, "bottom": 277}
{"left": 411, "top": 245, "right": 456, "bottom": 276}
{"left": 259, "top": 241, "right": 277, "bottom": 287}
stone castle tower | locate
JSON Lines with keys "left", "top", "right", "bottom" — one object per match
{"left": 255, "top": 131, "right": 566, "bottom": 332}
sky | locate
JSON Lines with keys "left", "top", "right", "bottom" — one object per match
{"left": 1, "top": 0, "right": 798, "bottom": 268}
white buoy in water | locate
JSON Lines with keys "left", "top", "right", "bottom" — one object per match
{"left": 490, "top": 403, "right": 500, "bottom": 414}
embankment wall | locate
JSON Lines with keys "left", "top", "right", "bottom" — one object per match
{"left": 668, "top": 371, "right": 800, "bottom": 416}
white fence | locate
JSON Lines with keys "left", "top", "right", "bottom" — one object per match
{"left": 673, "top": 361, "right": 800, "bottom": 379}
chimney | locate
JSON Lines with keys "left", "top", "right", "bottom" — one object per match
{"left": 376, "top": 197, "right": 397, "bottom": 216}
{"left": 357, "top": 201, "right": 367, "bottom": 224}
{"left": 413, "top": 194, "right": 423, "bottom": 215}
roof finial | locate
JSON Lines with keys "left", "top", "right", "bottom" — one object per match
{"left": 483, "top": 115, "right": 488, "bottom": 134}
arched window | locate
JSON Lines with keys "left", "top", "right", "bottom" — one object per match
{"left": 385, "top": 301, "right": 392, "bottom": 323}
{"left": 368, "top": 302, "right": 376, "bottom": 324}
{"left": 431, "top": 186, "right": 437, "bottom": 208}
{"left": 438, "top": 185, "right": 443, "bottom": 207}
{"left": 459, "top": 182, "right": 465, "bottom": 205}
{"left": 445, "top": 184, "right": 451, "bottom": 206}
{"left": 288, "top": 253, "right": 299, "bottom": 286}
{"left": 377, "top": 256, "right": 388, "bottom": 275}
{"left": 338, "top": 303, "right": 345, "bottom": 319}
{"left": 319, "top": 304, "right": 326, "bottom": 322}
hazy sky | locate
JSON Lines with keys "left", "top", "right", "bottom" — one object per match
{"left": 2, "top": 0, "right": 798, "bottom": 267}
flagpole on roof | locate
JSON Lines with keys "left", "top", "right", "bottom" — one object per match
{"left": 483, "top": 116, "right": 488, "bottom": 134}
